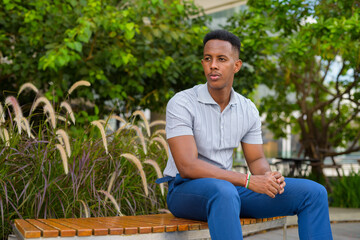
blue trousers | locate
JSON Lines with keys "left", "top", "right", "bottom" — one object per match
{"left": 166, "top": 174, "right": 333, "bottom": 240}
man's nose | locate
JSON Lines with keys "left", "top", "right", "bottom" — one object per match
{"left": 210, "top": 60, "right": 218, "bottom": 69}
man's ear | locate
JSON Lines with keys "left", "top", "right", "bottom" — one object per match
{"left": 234, "top": 59, "right": 242, "bottom": 73}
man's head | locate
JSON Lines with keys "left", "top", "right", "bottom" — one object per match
{"left": 201, "top": 30, "right": 242, "bottom": 93}
{"left": 203, "top": 30, "right": 241, "bottom": 59}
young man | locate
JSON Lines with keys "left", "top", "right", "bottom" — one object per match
{"left": 158, "top": 30, "right": 333, "bottom": 239}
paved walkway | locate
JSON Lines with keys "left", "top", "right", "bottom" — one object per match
{"left": 244, "top": 207, "right": 360, "bottom": 239}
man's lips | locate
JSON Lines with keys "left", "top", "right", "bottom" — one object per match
{"left": 209, "top": 73, "right": 221, "bottom": 80}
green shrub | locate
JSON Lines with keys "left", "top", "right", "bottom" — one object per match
{"left": 329, "top": 170, "right": 360, "bottom": 208}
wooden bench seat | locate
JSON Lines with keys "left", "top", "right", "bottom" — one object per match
{"left": 12, "top": 213, "right": 287, "bottom": 240}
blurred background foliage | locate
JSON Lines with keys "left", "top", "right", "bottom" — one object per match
{"left": 0, "top": 0, "right": 209, "bottom": 117}
{"left": 227, "top": 0, "right": 360, "bottom": 181}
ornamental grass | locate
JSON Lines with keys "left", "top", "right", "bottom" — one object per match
{"left": 0, "top": 82, "right": 168, "bottom": 239}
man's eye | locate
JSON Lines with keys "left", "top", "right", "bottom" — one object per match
{"left": 204, "top": 57, "right": 211, "bottom": 61}
{"left": 219, "top": 58, "right": 226, "bottom": 61}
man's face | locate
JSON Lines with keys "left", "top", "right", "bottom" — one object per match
{"left": 201, "top": 39, "right": 242, "bottom": 91}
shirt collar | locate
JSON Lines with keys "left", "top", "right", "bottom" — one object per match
{"left": 197, "top": 83, "right": 237, "bottom": 106}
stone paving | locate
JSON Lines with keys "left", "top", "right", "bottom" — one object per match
{"left": 244, "top": 207, "right": 360, "bottom": 239}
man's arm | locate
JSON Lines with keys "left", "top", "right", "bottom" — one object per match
{"left": 169, "top": 135, "right": 285, "bottom": 198}
{"left": 168, "top": 135, "right": 247, "bottom": 186}
{"left": 242, "top": 142, "right": 286, "bottom": 196}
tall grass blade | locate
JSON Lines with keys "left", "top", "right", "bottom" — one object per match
{"left": 18, "top": 82, "right": 39, "bottom": 95}
{"left": 5, "top": 96, "right": 23, "bottom": 134}
{"left": 56, "top": 129, "right": 71, "bottom": 157}
{"left": 132, "top": 110, "right": 150, "bottom": 137}
{"left": 105, "top": 172, "right": 117, "bottom": 202}
{"left": 68, "top": 80, "right": 91, "bottom": 95}
{"left": 150, "top": 136, "right": 169, "bottom": 158}
{"left": 60, "top": 101, "right": 75, "bottom": 124}
{"left": 121, "top": 153, "right": 149, "bottom": 196}
{"left": 144, "top": 159, "right": 164, "bottom": 196}
{"left": 0, "top": 103, "right": 5, "bottom": 124}
{"left": 130, "top": 125, "right": 147, "bottom": 154}
{"left": 91, "top": 120, "right": 108, "bottom": 154}
{"left": 78, "top": 200, "right": 90, "bottom": 218}
{"left": 55, "top": 144, "right": 69, "bottom": 174}
{"left": 98, "top": 190, "right": 124, "bottom": 216}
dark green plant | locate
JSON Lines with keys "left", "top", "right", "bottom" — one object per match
{"left": 330, "top": 170, "right": 360, "bottom": 208}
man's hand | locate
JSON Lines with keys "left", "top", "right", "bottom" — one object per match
{"left": 271, "top": 171, "right": 286, "bottom": 194}
{"left": 248, "top": 172, "right": 286, "bottom": 198}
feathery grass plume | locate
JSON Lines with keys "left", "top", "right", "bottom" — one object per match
{"left": 0, "top": 103, "right": 5, "bottom": 124}
{"left": 98, "top": 119, "right": 114, "bottom": 132}
{"left": 115, "top": 123, "right": 130, "bottom": 136}
{"left": 56, "top": 129, "right": 71, "bottom": 158}
{"left": 68, "top": 80, "right": 91, "bottom": 95}
{"left": 43, "top": 104, "right": 56, "bottom": 129}
{"left": 56, "top": 144, "right": 69, "bottom": 174}
{"left": 110, "top": 115, "right": 127, "bottom": 125}
{"left": 21, "top": 117, "right": 31, "bottom": 138}
{"left": 132, "top": 110, "right": 150, "bottom": 137}
{"left": 78, "top": 200, "right": 90, "bottom": 218}
{"left": 91, "top": 120, "right": 108, "bottom": 154}
{"left": 18, "top": 82, "right": 39, "bottom": 95}
{"left": 149, "top": 120, "right": 166, "bottom": 128}
{"left": 144, "top": 159, "right": 164, "bottom": 196}
{"left": 56, "top": 115, "right": 72, "bottom": 125}
{"left": 121, "top": 153, "right": 149, "bottom": 196}
{"left": 30, "top": 96, "right": 53, "bottom": 114}
{"left": 60, "top": 101, "right": 75, "bottom": 124}
{"left": 158, "top": 209, "right": 171, "bottom": 214}
{"left": 150, "top": 136, "right": 169, "bottom": 158}
{"left": 153, "top": 129, "right": 166, "bottom": 137}
{"left": 130, "top": 125, "right": 147, "bottom": 154}
{"left": 5, "top": 96, "right": 23, "bottom": 134}
{"left": 105, "top": 172, "right": 117, "bottom": 202}
{"left": 98, "top": 190, "right": 124, "bottom": 216}
{"left": 0, "top": 128, "right": 10, "bottom": 146}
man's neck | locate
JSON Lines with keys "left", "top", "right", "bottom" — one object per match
{"left": 208, "top": 86, "right": 231, "bottom": 112}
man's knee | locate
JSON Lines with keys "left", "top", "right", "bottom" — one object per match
{"left": 206, "top": 179, "right": 240, "bottom": 204}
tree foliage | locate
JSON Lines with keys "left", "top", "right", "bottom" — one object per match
{"left": 0, "top": 0, "right": 209, "bottom": 116}
{"left": 228, "top": 0, "right": 360, "bottom": 176}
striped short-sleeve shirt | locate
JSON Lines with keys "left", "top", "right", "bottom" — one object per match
{"left": 163, "top": 83, "right": 263, "bottom": 177}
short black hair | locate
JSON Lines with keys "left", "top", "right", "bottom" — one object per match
{"left": 203, "top": 30, "right": 241, "bottom": 58}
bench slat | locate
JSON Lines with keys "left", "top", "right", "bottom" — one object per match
{"left": 37, "top": 219, "right": 76, "bottom": 237}
{"left": 14, "top": 219, "right": 41, "bottom": 238}
{"left": 47, "top": 219, "right": 92, "bottom": 236}
{"left": 26, "top": 219, "right": 59, "bottom": 238}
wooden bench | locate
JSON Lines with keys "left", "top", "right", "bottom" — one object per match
{"left": 12, "top": 213, "right": 287, "bottom": 240}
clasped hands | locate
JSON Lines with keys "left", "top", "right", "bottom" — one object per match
{"left": 248, "top": 171, "right": 286, "bottom": 198}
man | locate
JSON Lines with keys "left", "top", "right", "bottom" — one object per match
{"left": 158, "top": 30, "right": 333, "bottom": 239}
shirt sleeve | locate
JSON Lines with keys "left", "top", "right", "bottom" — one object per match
{"left": 241, "top": 102, "right": 263, "bottom": 144}
{"left": 165, "top": 93, "right": 194, "bottom": 139}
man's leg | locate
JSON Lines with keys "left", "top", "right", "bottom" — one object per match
{"left": 167, "top": 174, "right": 243, "bottom": 240}
{"left": 237, "top": 178, "right": 333, "bottom": 240}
